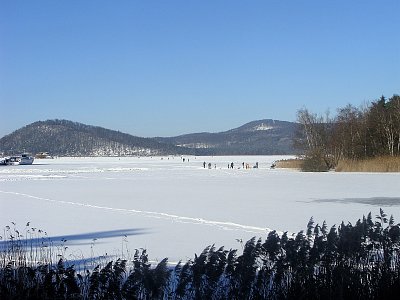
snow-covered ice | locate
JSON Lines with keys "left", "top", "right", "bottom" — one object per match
{"left": 1, "top": 156, "right": 400, "bottom": 263}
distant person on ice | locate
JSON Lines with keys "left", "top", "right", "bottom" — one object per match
{"left": 203, "top": 161, "right": 206, "bottom": 168}
{"left": 230, "top": 162, "right": 234, "bottom": 169}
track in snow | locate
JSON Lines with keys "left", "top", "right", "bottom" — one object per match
{"left": 0, "top": 190, "right": 272, "bottom": 234}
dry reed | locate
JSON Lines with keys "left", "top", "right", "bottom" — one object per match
{"left": 275, "top": 158, "right": 303, "bottom": 169}
{"left": 336, "top": 156, "right": 400, "bottom": 172}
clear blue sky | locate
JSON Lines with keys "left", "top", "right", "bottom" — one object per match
{"left": 1, "top": 0, "right": 399, "bottom": 137}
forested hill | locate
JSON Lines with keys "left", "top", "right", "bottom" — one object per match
{"left": 155, "top": 119, "right": 297, "bottom": 155}
{"left": 0, "top": 120, "right": 194, "bottom": 156}
{"left": 0, "top": 119, "right": 298, "bottom": 156}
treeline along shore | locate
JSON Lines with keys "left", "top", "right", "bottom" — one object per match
{"left": 295, "top": 94, "right": 400, "bottom": 172}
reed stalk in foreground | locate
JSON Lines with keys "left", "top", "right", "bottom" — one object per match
{"left": 2, "top": 209, "right": 400, "bottom": 299}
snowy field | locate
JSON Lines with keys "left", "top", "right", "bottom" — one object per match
{"left": 1, "top": 156, "right": 400, "bottom": 263}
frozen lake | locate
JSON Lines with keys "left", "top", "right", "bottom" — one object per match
{"left": 1, "top": 156, "right": 400, "bottom": 263}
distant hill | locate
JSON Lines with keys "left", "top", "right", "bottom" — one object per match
{"left": 0, "top": 119, "right": 298, "bottom": 156}
{"left": 0, "top": 120, "right": 194, "bottom": 156}
{"left": 155, "top": 119, "right": 298, "bottom": 155}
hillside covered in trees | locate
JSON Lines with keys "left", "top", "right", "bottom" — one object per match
{"left": 155, "top": 119, "right": 297, "bottom": 155}
{"left": 296, "top": 94, "right": 400, "bottom": 171}
{"left": 0, "top": 119, "right": 297, "bottom": 157}
{"left": 0, "top": 120, "right": 194, "bottom": 157}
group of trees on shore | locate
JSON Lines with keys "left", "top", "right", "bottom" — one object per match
{"left": 296, "top": 94, "right": 400, "bottom": 171}
{"left": 2, "top": 210, "right": 400, "bottom": 299}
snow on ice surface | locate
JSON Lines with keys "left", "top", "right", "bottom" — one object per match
{"left": 1, "top": 156, "right": 400, "bottom": 263}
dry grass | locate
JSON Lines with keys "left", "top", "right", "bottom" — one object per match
{"left": 336, "top": 156, "right": 400, "bottom": 172}
{"left": 275, "top": 158, "right": 303, "bottom": 169}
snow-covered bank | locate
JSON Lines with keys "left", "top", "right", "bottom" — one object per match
{"left": 1, "top": 156, "right": 399, "bottom": 262}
